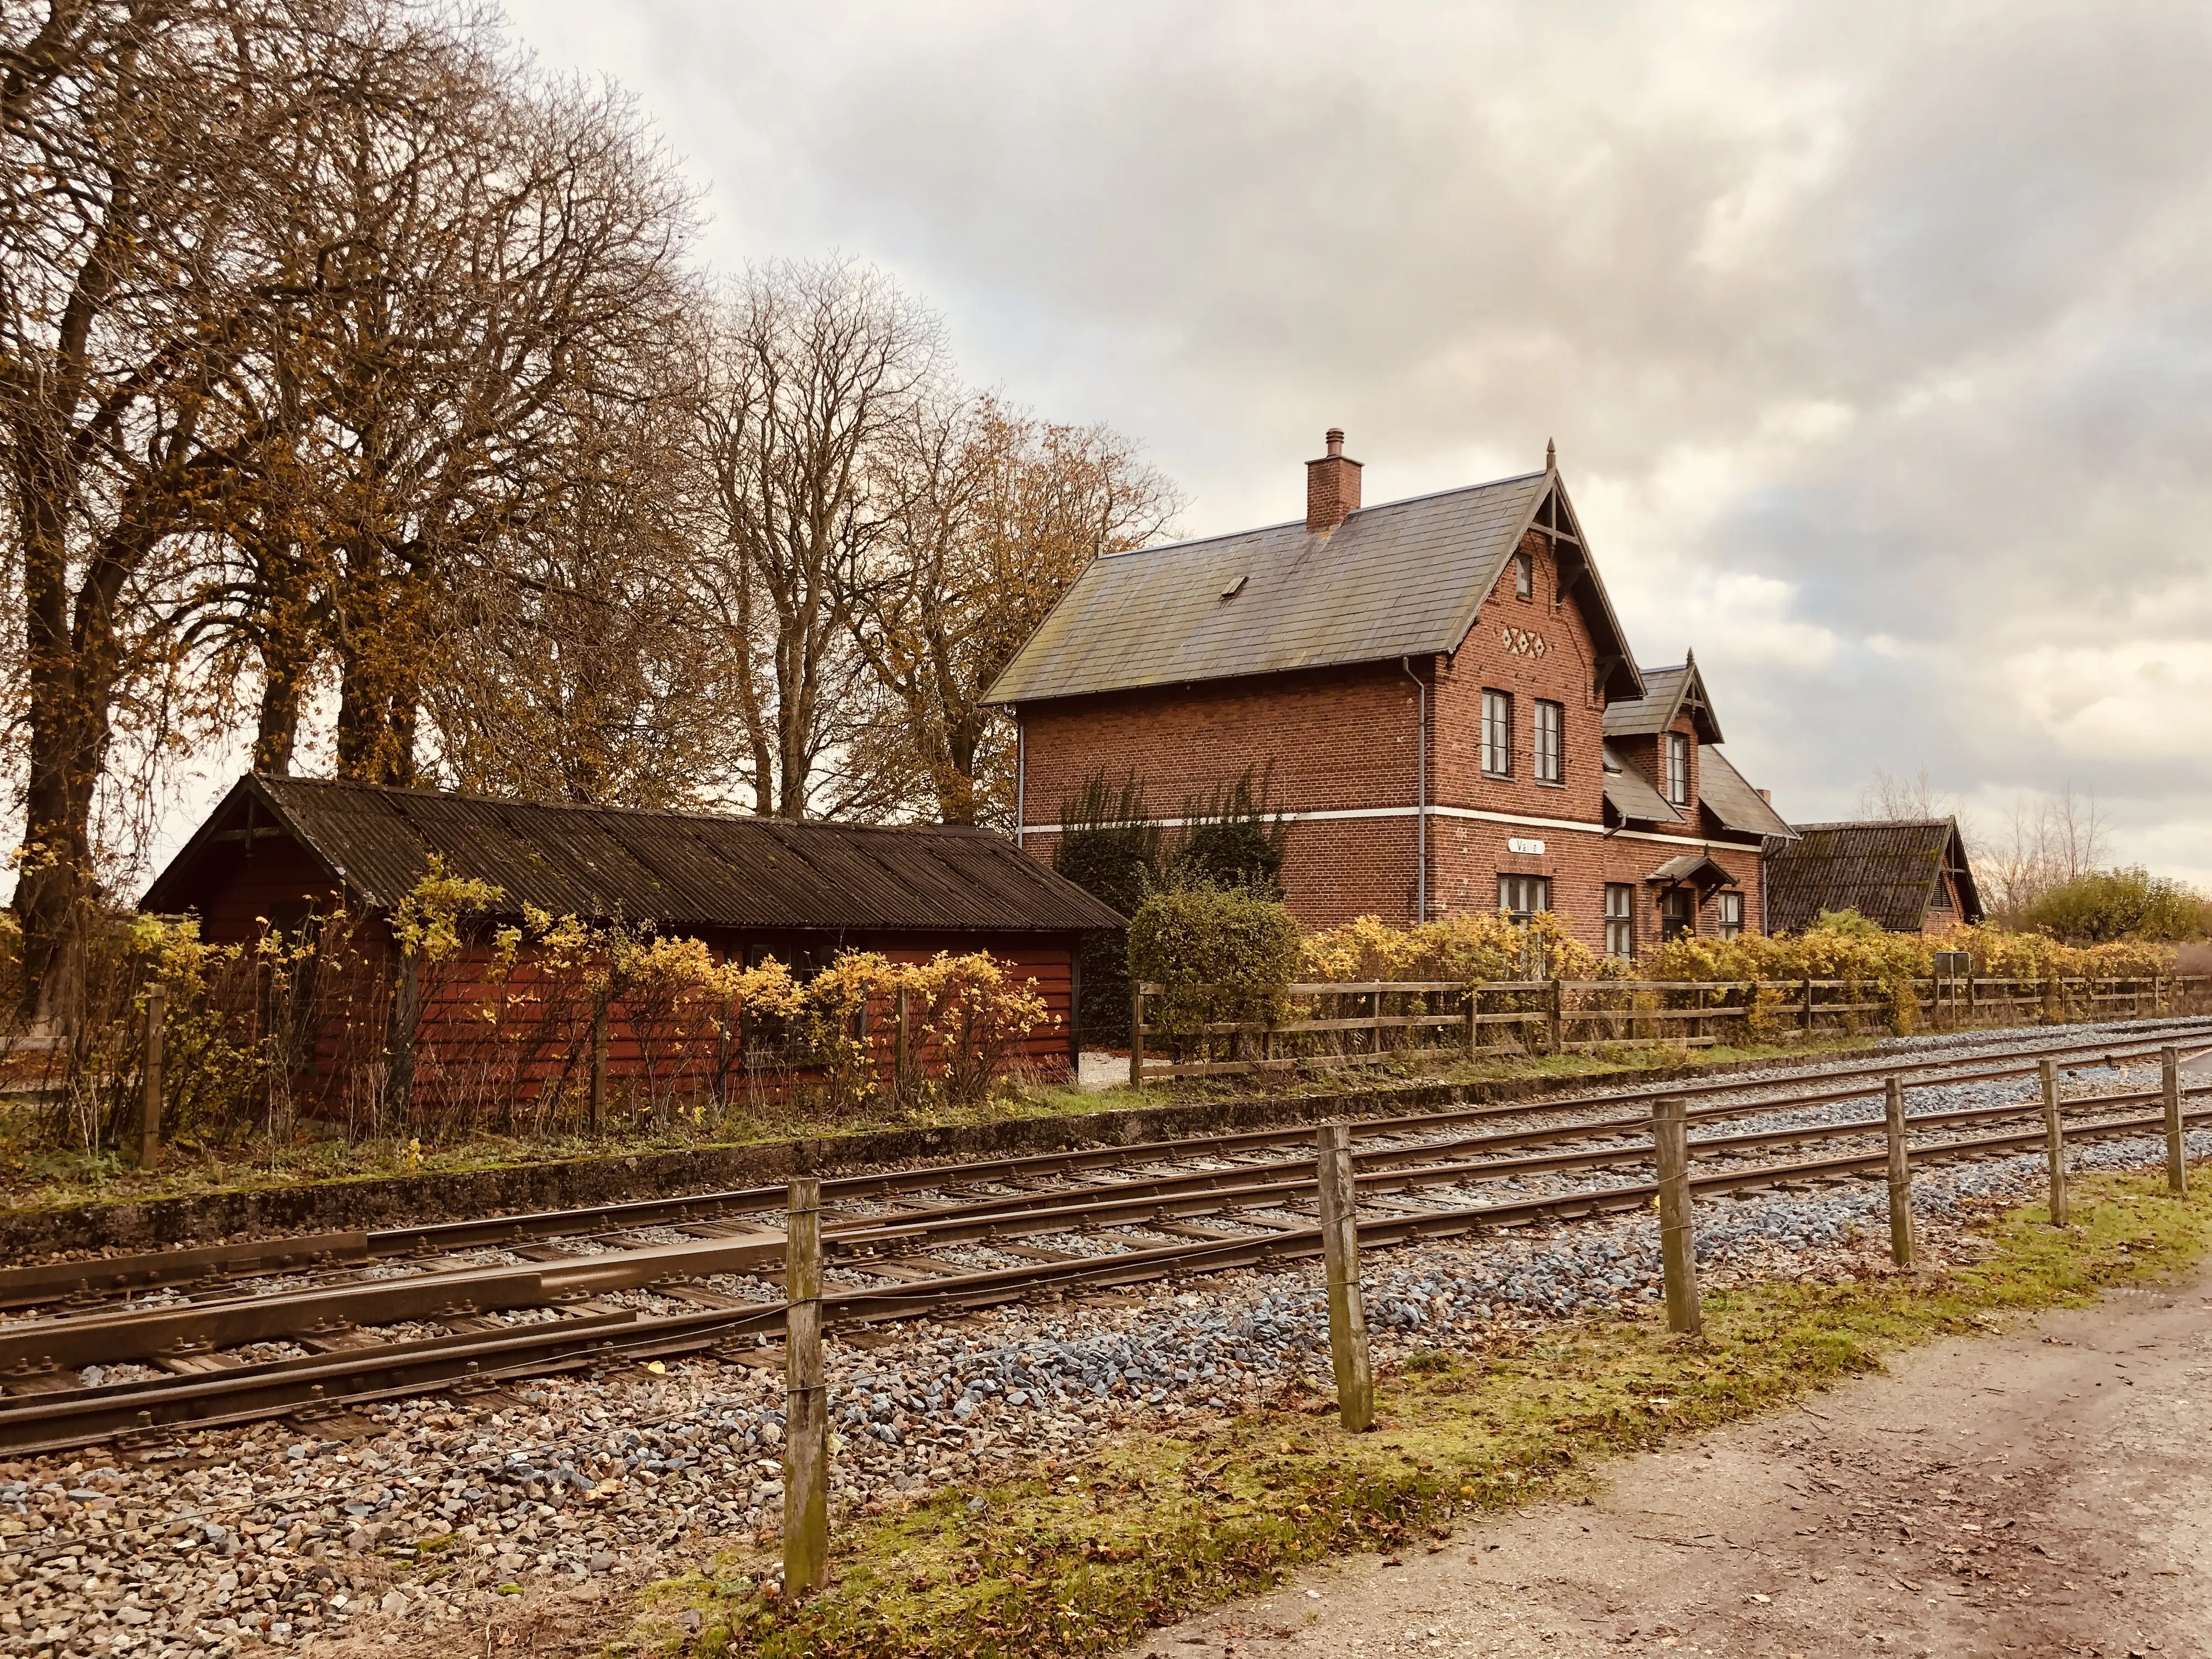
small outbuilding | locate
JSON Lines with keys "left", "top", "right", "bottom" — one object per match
{"left": 1760, "top": 818, "right": 1984, "bottom": 936}
{"left": 143, "top": 774, "right": 1122, "bottom": 1103}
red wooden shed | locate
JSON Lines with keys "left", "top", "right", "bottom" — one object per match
{"left": 142, "top": 775, "right": 1122, "bottom": 1110}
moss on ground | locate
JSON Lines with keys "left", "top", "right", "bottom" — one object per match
{"left": 635, "top": 1171, "right": 2212, "bottom": 1659}
{"left": 0, "top": 1035, "right": 1877, "bottom": 1216}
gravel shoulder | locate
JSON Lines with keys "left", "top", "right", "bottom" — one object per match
{"left": 1122, "top": 1262, "right": 2212, "bottom": 1659}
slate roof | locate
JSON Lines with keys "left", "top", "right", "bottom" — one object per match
{"left": 1698, "top": 748, "right": 1795, "bottom": 840}
{"left": 1602, "top": 654, "right": 1724, "bottom": 742}
{"left": 1763, "top": 818, "right": 1984, "bottom": 934}
{"left": 984, "top": 469, "right": 1644, "bottom": 706}
{"left": 1601, "top": 743, "right": 1684, "bottom": 824}
{"left": 143, "top": 775, "right": 1126, "bottom": 934}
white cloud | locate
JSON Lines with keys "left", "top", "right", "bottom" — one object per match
{"left": 467, "top": 0, "right": 2212, "bottom": 876}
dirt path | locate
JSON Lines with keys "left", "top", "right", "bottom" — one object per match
{"left": 1118, "top": 1266, "right": 2212, "bottom": 1659}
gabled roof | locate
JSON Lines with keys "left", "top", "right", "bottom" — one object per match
{"left": 1602, "top": 652, "right": 1724, "bottom": 743}
{"left": 1697, "top": 748, "right": 1795, "bottom": 840}
{"left": 983, "top": 468, "right": 1645, "bottom": 706}
{"left": 1763, "top": 817, "right": 1985, "bottom": 934}
{"left": 142, "top": 775, "right": 1126, "bottom": 935}
{"left": 1601, "top": 743, "right": 1684, "bottom": 824}
{"left": 1646, "top": 852, "right": 1738, "bottom": 888}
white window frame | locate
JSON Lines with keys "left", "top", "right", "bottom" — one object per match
{"left": 1513, "top": 551, "right": 1533, "bottom": 599}
{"left": 1533, "top": 699, "right": 1563, "bottom": 785}
{"left": 1482, "top": 690, "right": 1514, "bottom": 777}
{"left": 1498, "top": 873, "right": 1550, "bottom": 923}
{"left": 1665, "top": 732, "right": 1691, "bottom": 806}
{"left": 1604, "top": 882, "right": 1634, "bottom": 958}
{"left": 1716, "top": 890, "right": 1743, "bottom": 939}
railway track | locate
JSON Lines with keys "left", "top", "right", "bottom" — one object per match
{"left": 4, "top": 1018, "right": 2208, "bottom": 1457}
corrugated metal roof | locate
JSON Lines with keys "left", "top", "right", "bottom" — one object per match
{"left": 143, "top": 776, "right": 1126, "bottom": 934}
{"left": 984, "top": 469, "right": 1644, "bottom": 705}
{"left": 1698, "top": 748, "right": 1795, "bottom": 840}
{"left": 1601, "top": 743, "right": 1684, "bottom": 823}
{"left": 1763, "top": 819, "right": 1984, "bottom": 934}
{"left": 1602, "top": 656, "right": 1724, "bottom": 742}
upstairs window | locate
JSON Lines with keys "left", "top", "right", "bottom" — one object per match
{"left": 1604, "top": 883, "right": 1634, "bottom": 958}
{"left": 1498, "top": 873, "right": 1550, "bottom": 924}
{"left": 1716, "top": 890, "right": 1743, "bottom": 939}
{"left": 1533, "top": 699, "right": 1563, "bottom": 785}
{"left": 1481, "top": 690, "right": 1513, "bottom": 777}
{"left": 1665, "top": 732, "right": 1691, "bottom": 806}
{"left": 1513, "top": 551, "right": 1533, "bottom": 599}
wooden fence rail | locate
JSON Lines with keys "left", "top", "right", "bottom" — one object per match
{"left": 1126, "top": 974, "right": 2212, "bottom": 1085}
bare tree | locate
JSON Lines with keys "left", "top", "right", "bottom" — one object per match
{"left": 1978, "top": 783, "right": 2111, "bottom": 924}
{"left": 687, "top": 261, "right": 943, "bottom": 819}
{"left": 857, "top": 394, "right": 1179, "bottom": 825}
{"left": 1857, "top": 766, "right": 1948, "bottom": 822}
{"left": 424, "top": 357, "right": 740, "bottom": 807}
{"left": 0, "top": 0, "right": 357, "bottom": 1026}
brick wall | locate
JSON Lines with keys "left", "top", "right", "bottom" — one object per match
{"left": 1017, "top": 528, "right": 1769, "bottom": 956}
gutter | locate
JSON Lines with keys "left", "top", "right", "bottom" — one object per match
{"left": 1401, "top": 656, "right": 1426, "bottom": 922}
{"left": 1014, "top": 715, "right": 1026, "bottom": 852}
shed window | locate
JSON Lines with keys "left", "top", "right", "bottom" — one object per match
{"left": 1931, "top": 873, "right": 1955, "bottom": 910}
{"left": 1533, "top": 699, "right": 1563, "bottom": 785}
{"left": 1665, "top": 732, "right": 1691, "bottom": 806}
{"left": 1716, "top": 890, "right": 1743, "bottom": 939}
{"left": 1482, "top": 690, "right": 1513, "bottom": 777}
{"left": 1498, "top": 873, "right": 1550, "bottom": 923}
{"left": 1604, "top": 883, "right": 1634, "bottom": 959}
{"left": 1513, "top": 551, "right": 1533, "bottom": 599}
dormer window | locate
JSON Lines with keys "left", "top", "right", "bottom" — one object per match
{"left": 1513, "top": 551, "right": 1533, "bottom": 599}
{"left": 1665, "top": 732, "right": 1690, "bottom": 806}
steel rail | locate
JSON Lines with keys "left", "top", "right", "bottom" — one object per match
{"left": 11, "top": 1066, "right": 2196, "bottom": 1376}
{"left": 5, "top": 1041, "right": 2204, "bottom": 1372}
{"left": 9, "top": 1093, "right": 2209, "bottom": 1457}
{"left": 7, "top": 1018, "right": 2203, "bottom": 1314}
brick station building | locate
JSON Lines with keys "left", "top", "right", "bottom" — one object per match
{"left": 985, "top": 432, "right": 1797, "bottom": 957}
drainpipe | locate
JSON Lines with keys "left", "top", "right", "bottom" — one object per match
{"left": 1401, "top": 657, "right": 1426, "bottom": 922}
{"left": 1014, "top": 715, "right": 1026, "bottom": 852}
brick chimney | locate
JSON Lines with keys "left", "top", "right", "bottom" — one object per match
{"left": 1305, "top": 428, "right": 1362, "bottom": 531}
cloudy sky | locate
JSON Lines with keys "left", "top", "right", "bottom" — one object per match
{"left": 219, "top": 2, "right": 2212, "bottom": 882}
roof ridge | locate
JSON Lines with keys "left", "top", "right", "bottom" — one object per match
{"left": 1098, "top": 469, "right": 1550, "bottom": 562}
{"left": 252, "top": 774, "right": 968, "bottom": 837}
{"left": 1790, "top": 817, "right": 1956, "bottom": 830}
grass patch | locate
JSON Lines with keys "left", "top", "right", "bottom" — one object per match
{"left": 0, "top": 1034, "right": 1884, "bottom": 1217}
{"left": 641, "top": 1171, "right": 2212, "bottom": 1659}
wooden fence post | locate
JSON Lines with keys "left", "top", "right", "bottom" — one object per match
{"left": 1128, "top": 982, "right": 1146, "bottom": 1091}
{"left": 1547, "top": 977, "right": 1565, "bottom": 1055}
{"left": 1316, "top": 1123, "right": 1374, "bottom": 1432}
{"left": 138, "top": 984, "right": 166, "bottom": 1170}
{"left": 1653, "top": 1097, "right": 1702, "bottom": 1335}
{"left": 784, "top": 1177, "right": 830, "bottom": 1592}
{"left": 893, "top": 985, "right": 911, "bottom": 1103}
{"left": 2163, "top": 1046, "right": 2187, "bottom": 1197}
{"left": 388, "top": 950, "right": 421, "bottom": 1127}
{"left": 1463, "top": 985, "right": 1479, "bottom": 1055}
{"left": 1801, "top": 977, "right": 1814, "bottom": 1036}
{"left": 1884, "top": 1075, "right": 1914, "bottom": 1269}
{"left": 2040, "top": 1056, "right": 2068, "bottom": 1226}
{"left": 588, "top": 992, "right": 609, "bottom": 1133}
